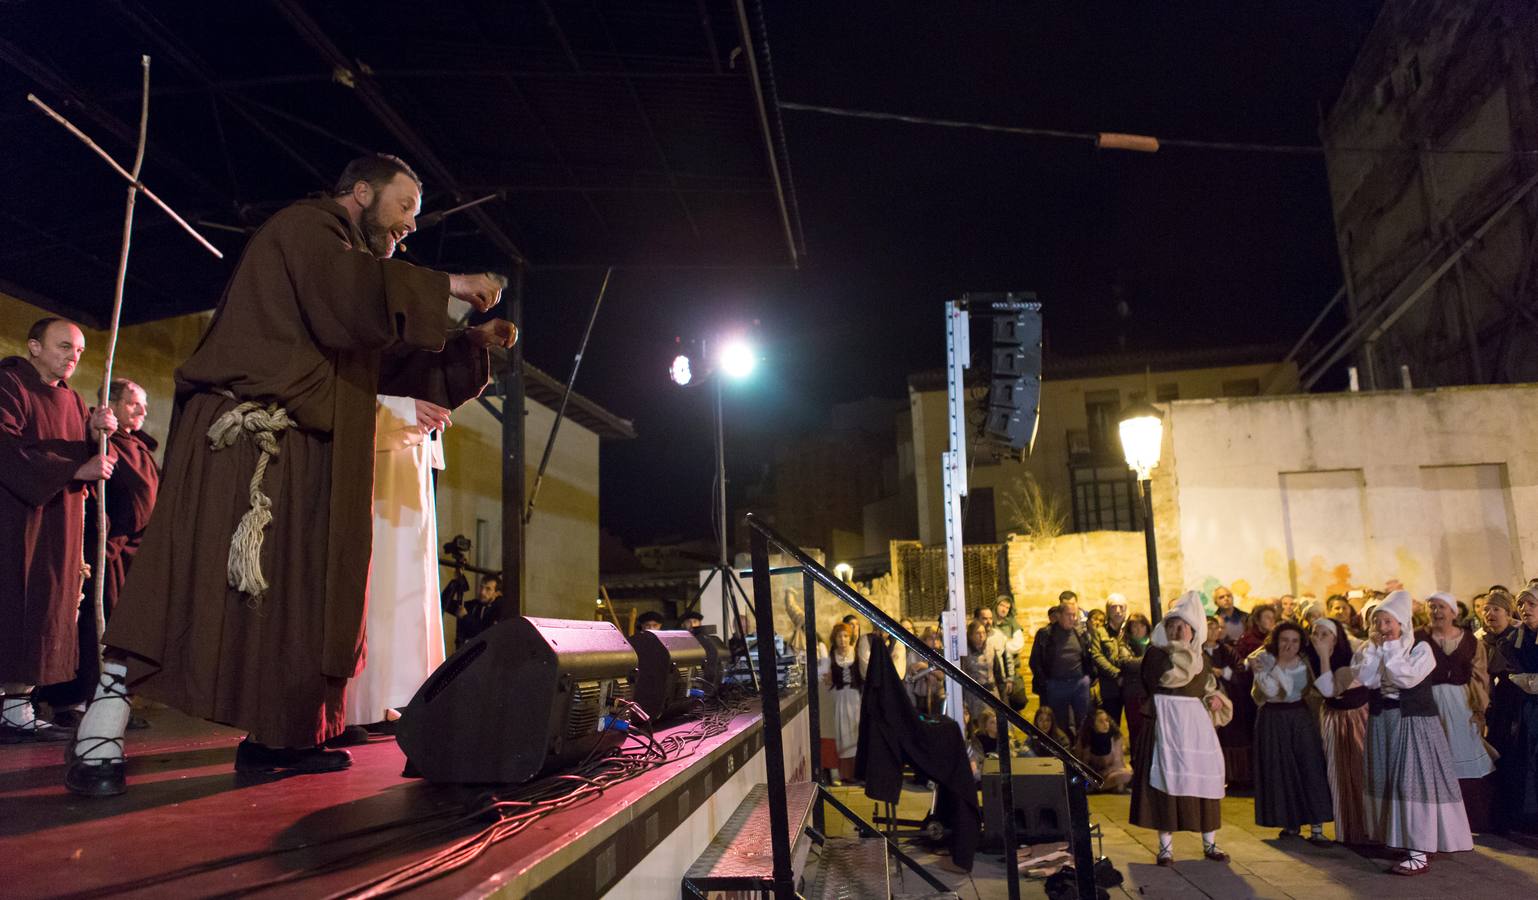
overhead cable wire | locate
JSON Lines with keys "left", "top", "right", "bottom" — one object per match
{"left": 779, "top": 100, "right": 1538, "bottom": 157}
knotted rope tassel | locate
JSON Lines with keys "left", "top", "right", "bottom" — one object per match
{"left": 206, "top": 397, "right": 294, "bottom": 603}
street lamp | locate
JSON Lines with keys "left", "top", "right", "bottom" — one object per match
{"left": 1119, "top": 402, "right": 1165, "bottom": 622}
{"left": 834, "top": 562, "right": 853, "bottom": 583}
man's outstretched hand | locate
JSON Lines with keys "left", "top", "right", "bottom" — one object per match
{"left": 449, "top": 272, "right": 506, "bottom": 313}
{"left": 467, "top": 319, "right": 519, "bottom": 350}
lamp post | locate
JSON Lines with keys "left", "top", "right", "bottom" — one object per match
{"left": 1119, "top": 402, "right": 1165, "bottom": 622}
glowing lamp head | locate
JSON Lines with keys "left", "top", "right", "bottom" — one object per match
{"left": 1118, "top": 403, "right": 1165, "bottom": 481}
{"left": 669, "top": 354, "right": 693, "bottom": 386}
{"left": 834, "top": 562, "right": 854, "bottom": 582}
{"left": 718, "top": 339, "right": 757, "bottom": 380}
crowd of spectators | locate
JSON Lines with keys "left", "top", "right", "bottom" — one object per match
{"left": 816, "top": 577, "right": 1538, "bottom": 875}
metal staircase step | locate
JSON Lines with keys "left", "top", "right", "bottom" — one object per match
{"left": 683, "top": 781, "right": 819, "bottom": 891}
{"left": 809, "top": 836, "right": 890, "bottom": 899}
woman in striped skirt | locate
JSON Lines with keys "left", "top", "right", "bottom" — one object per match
{"left": 1355, "top": 590, "right": 1472, "bottom": 875}
{"left": 1306, "top": 617, "right": 1371, "bottom": 845}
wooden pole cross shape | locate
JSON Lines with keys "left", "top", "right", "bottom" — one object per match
{"left": 27, "top": 55, "right": 224, "bottom": 667}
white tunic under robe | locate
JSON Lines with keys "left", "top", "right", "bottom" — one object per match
{"left": 344, "top": 395, "right": 447, "bottom": 725}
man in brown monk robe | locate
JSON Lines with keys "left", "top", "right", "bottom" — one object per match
{"left": 1, "top": 318, "right": 117, "bottom": 742}
{"left": 35, "top": 378, "right": 160, "bottom": 726}
{"left": 66, "top": 154, "right": 516, "bottom": 796}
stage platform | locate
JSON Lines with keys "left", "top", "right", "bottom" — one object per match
{"left": 0, "top": 691, "right": 809, "bottom": 899}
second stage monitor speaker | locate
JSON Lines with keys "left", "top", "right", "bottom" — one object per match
{"left": 629, "top": 628, "right": 707, "bottom": 723}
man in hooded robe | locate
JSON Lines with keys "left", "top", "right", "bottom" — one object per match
{"left": 65, "top": 154, "right": 516, "bottom": 796}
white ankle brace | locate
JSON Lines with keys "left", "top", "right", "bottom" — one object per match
{"left": 74, "top": 663, "right": 130, "bottom": 763}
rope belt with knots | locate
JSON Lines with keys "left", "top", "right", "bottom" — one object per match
{"left": 206, "top": 392, "right": 294, "bottom": 603}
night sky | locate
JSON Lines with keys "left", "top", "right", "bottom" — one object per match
{"left": 584, "top": 2, "right": 1383, "bottom": 549}
{"left": 0, "top": 2, "right": 1386, "bottom": 551}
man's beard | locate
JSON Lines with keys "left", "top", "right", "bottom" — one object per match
{"left": 361, "top": 198, "right": 395, "bottom": 258}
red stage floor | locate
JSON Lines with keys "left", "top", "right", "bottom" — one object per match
{"left": 0, "top": 698, "right": 791, "bottom": 899}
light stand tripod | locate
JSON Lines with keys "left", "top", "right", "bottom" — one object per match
{"left": 690, "top": 372, "right": 759, "bottom": 690}
{"left": 668, "top": 334, "right": 764, "bottom": 689}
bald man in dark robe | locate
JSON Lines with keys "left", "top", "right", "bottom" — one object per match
{"left": 35, "top": 378, "right": 160, "bottom": 723}
{"left": 66, "top": 154, "right": 515, "bottom": 796}
{"left": 0, "top": 317, "right": 116, "bottom": 742}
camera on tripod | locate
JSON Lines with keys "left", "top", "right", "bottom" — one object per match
{"left": 439, "top": 534, "right": 473, "bottom": 617}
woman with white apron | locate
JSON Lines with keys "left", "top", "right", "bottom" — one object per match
{"left": 819, "top": 622, "right": 863, "bottom": 783}
{"left": 1129, "top": 590, "right": 1232, "bottom": 866}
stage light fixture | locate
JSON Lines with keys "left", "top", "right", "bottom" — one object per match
{"left": 718, "top": 339, "right": 756, "bottom": 379}
{"left": 669, "top": 354, "right": 693, "bottom": 386}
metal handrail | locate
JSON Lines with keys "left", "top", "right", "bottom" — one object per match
{"left": 746, "top": 515, "right": 1099, "bottom": 784}
{"left": 744, "top": 513, "right": 1102, "bottom": 900}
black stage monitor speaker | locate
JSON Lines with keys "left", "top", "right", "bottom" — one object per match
{"left": 397, "top": 616, "right": 637, "bottom": 784}
{"left": 980, "top": 756, "right": 1070, "bottom": 846}
{"left": 629, "top": 629, "right": 708, "bottom": 723}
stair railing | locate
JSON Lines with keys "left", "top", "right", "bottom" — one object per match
{"left": 745, "top": 513, "right": 1101, "bottom": 900}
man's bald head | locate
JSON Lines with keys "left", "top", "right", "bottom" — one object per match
{"left": 25, "top": 317, "right": 85, "bottom": 385}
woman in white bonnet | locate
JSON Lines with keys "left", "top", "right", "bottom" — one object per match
{"left": 1354, "top": 590, "right": 1473, "bottom": 875}
{"left": 1128, "top": 590, "right": 1232, "bottom": 866}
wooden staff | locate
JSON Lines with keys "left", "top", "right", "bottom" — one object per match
{"left": 598, "top": 585, "right": 623, "bottom": 630}
{"left": 28, "top": 56, "right": 222, "bottom": 668}
{"left": 87, "top": 55, "right": 152, "bottom": 666}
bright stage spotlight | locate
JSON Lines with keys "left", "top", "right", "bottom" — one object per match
{"left": 718, "top": 339, "right": 756, "bottom": 380}
{"left": 669, "top": 354, "right": 693, "bottom": 386}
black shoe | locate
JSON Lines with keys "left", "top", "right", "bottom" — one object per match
{"left": 65, "top": 757, "right": 126, "bottom": 797}
{"left": 0, "top": 719, "right": 74, "bottom": 743}
{"left": 51, "top": 708, "right": 86, "bottom": 730}
{"left": 235, "top": 738, "right": 352, "bottom": 774}
{"left": 323, "top": 725, "right": 371, "bottom": 748}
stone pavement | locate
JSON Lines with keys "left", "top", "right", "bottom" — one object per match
{"left": 824, "top": 783, "right": 1538, "bottom": 899}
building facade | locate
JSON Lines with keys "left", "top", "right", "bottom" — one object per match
{"left": 1320, "top": 0, "right": 1538, "bottom": 391}
{"left": 907, "top": 347, "right": 1300, "bottom": 546}
{"left": 1151, "top": 382, "right": 1538, "bottom": 602}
